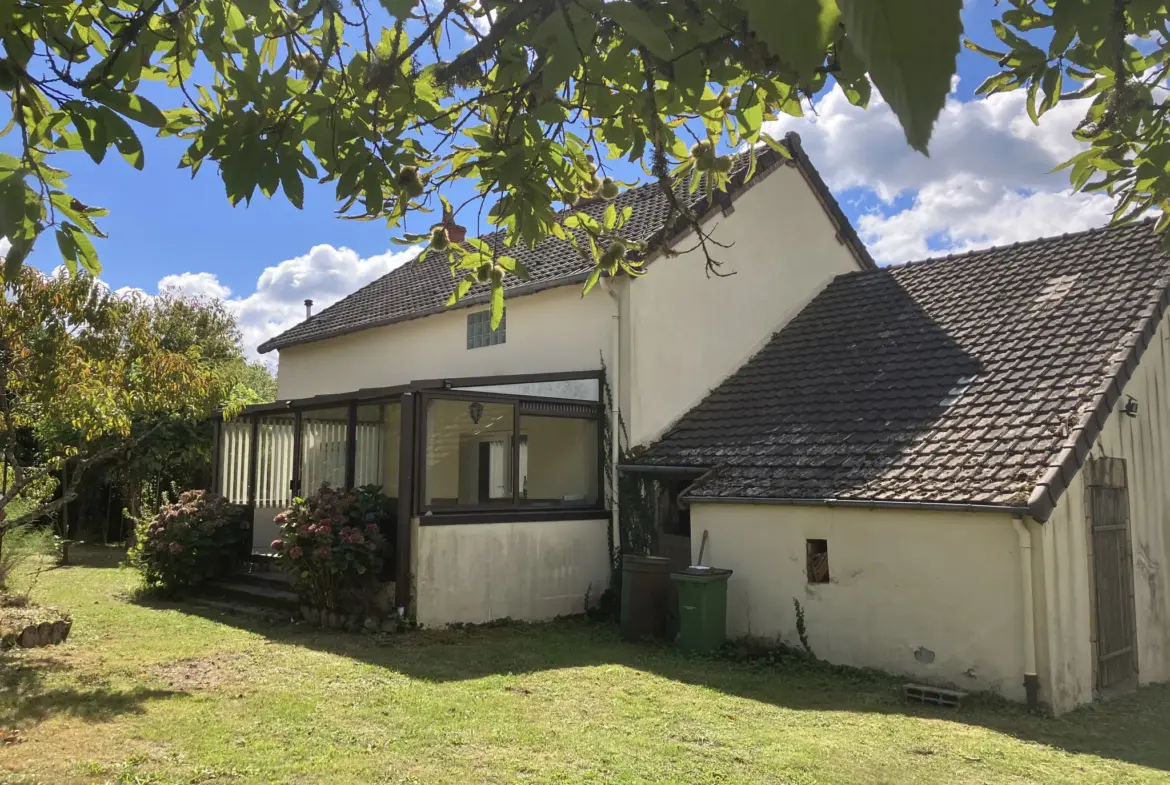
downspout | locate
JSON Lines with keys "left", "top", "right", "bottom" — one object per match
{"left": 603, "top": 278, "right": 621, "bottom": 565}
{"left": 1012, "top": 516, "right": 1040, "bottom": 710}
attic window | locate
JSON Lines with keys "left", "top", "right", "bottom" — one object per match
{"left": 806, "top": 539, "right": 829, "bottom": 584}
{"left": 467, "top": 309, "right": 505, "bottom": 349}
{"left": 1035, "top": 274, "right": 1080, "bottom": 305}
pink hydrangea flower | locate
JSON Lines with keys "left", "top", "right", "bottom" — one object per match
{"left": 365, "top": 523, "right": 379, "bottom": 537}
{"left": 289, "top": 546, "right": 303, "bottom": 559}
{"left": 271, "top": 539, "right": 283, "bottom": 550}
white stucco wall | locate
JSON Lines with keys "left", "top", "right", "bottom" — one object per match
{"left": 625, "top": 163, "right": 864, "bottom": 446}
{"left": 1041, "top": 305, "right": 1170, "bottom": 711}
{"left": 689, "top": 503, "right": 1028, "bottom": 700}
{"left": 275, "top": 283, "right": 616, "bottom": 400}
{"left": 413, "top": 518, "right": 611, "bottom": 627}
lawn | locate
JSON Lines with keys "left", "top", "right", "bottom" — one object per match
{"left": 2, "top": 548, "right": 1169, "bottom": 785}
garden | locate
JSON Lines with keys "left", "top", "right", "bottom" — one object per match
{"left": 2, "top": 545, "right": 1170, "bottom": 785}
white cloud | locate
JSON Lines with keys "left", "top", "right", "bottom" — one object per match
{"left": 763, "top": 83, "right": 1115, "bottom": 263}
{"left": 137, "top": 244, "right": 419, "bottom": 365}
{"left": 158, "top": 271, "right": 232, "bottom": 300}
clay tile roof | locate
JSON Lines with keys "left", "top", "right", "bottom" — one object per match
{"left": 637, "top": 219, "right": 1170, "bottom": 520}
{"left": 258, "top": 133, "right": 872, "bottom": 353}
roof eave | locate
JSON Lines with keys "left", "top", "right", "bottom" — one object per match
{"left": 258, "top": 268, "right": 593, "bottom": 354}
{"left": 782, "top": 131, "right": 876, "bottom": 271}
{"left": 682, "top": 493, "right": 1029, "bottom": 516}
{"left": 1026, "top": 280, "right": 1170, "bottom": 522}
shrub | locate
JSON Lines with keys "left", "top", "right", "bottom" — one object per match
{"left": 273, "top": 484, "right": 392, "bottom": 611}
{"left": 0, "top": 523, "right": 57, "bottom": 592}
{"left": 129, "top": 489, "right": 247, "bottom": 593}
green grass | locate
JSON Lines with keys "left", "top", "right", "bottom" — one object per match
{"left": 2, "top": 546, "right": 1170, "bottom": 785}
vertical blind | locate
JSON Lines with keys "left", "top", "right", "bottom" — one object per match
{"left": 219, "top": 416, "right": 386, "bottom": 507}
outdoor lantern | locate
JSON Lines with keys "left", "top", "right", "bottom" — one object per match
{"left": 468, "top": 401, "right": 484, "bottom": 424}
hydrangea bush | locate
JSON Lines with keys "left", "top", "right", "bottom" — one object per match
{"left": 272, "top": 484, "right": 393, "bottom": 611}
{"left": 129, "top": 490, "right": 247, "bottom": 593}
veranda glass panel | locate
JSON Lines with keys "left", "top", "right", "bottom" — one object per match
{"left": 519, "top": 416, "right": 599, "bottom": 507}
{"left": 454, "top": 377, "right": 599, "bottom": 401}
{"left": 255, "top": 413, "right": 296, "bottom": 508}
{"left": 300, "top": 407, "right": 348, "bottom": 495}
{"left": 354, "top": 402, "right": 401, "bottom": 496}
{"left": 218, "top": 419, "right": 253, "bottom": 504}
{"left": 424, "top": 399, "right": 514, "bottom": 508}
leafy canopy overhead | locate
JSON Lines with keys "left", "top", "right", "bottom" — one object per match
{"left": 1, "top": 0, "right": 1164, "bottom": 326}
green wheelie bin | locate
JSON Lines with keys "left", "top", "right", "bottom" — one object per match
{"left": 671, "top": 566, "right": 733, "bottom": 653}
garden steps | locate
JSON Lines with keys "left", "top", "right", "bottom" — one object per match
{"left": 230, "top": 568, "right": 296, "bottom": 593}
{"left": 205, "top": 577, "right": 299, "bottom": 612}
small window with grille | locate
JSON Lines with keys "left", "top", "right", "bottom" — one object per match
{"left": 467, "top": 309, "right": 505, "bottom": 349}
{"left": 806, "top": 539, "right": 830, "bottom": 584}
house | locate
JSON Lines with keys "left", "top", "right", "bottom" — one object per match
{"left": 214, "top": 126, "right": 1170, "bottom": 716}
{"left": 213, "top": 133, "right": 872, "bottom": 629}
{"left": 632, "top": 220, "right": 1170, "bottom": 714}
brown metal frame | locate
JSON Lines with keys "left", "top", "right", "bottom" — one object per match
{"left": 343, "top": 402, "right": 358, "bottom": 490}
{"left": 210, "top": 420, "right": 223, "bottom": 493}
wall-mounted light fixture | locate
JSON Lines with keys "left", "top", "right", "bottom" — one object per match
{"left": 468, "top": 401, "right": 484, "bottom": 424}
{"left": 1123, "top": 395, "right": 1140, "bottom": 418}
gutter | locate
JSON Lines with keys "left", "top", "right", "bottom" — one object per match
{"left": 681, "top": 494, "right": 1029, "bottom": 517}
{"left": 617, "top": 464, "right": 709, "bottom": 475}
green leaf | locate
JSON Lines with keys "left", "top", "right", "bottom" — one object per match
{"left": 280, "top": 161, "right": 304, "bottom": 209}
{"left": 63, "top": 223, "right": 100, "bottom": 275}
{"left": 2, "top": 237, "right": 30, "bottom": 282}
{"left": 1040, "top": 68, "right": 1062, "bottom": 115}
{"left": 466, "top": 237, "right": 492, "bottom": 254}
{"left": 490, "top": 283, "right": 504, "bottom": 329}
{"left": 380, "top": 0, "right": 415, "bottom": 16}
{"left": 582, "top": 266, "right": 601, "bottom": 296}
{"left": 742, "top": 0, "right": 840, "bottom": 78}
{"left": 69, "top": 104, "right": 108, "bottom": 165}
{"left": 838, "top": 0, "right": 962, "bottom": 154}
{"left": 55, "top": 227, "right": 79, "bottom": 274}
{"left": 736, "top": 86, "right": 765, "bottom": 143}
{"left": 97, "top": 106, "right": 144, "bottom": 170}
{"left": 604, "top": 3, "right": 673, "bottom": 61}
{"left": 446, "top": 276, "right": 473, "bottom": 306}
{"left": 86, "top": 86, "right": 167, "bottom": 129}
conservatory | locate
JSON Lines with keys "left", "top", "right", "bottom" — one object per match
{"left": 213, "top": 371, "right": 613, "bottom": 625}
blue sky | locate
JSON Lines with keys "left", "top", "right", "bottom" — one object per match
{"left": 0, "top": 1, "right": 1114, "bottom": 360}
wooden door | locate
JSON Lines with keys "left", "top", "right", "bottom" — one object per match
{"left": 1086, "top": 457, "right": 1139, "bottom": 691}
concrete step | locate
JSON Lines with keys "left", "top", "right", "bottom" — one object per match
{"left": 207, "top": 580, "right": 299, "bottom": 612}
{"left": 231, "top": 568, "right": 295, "bottom": 592}
{"left": 190, "top": 597, "right": 296, "bottom": 623}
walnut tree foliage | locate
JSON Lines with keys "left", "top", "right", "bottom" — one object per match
{"left": 0, "top": 0, "right": 1166, "bottom": 329}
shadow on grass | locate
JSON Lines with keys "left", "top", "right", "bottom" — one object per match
{"left": 0, "top": 651, "right": 181, "bottom": 728}
{"left": 169, "top": 599, "right": 1170, "bottom": 774}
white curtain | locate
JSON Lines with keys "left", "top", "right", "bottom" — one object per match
{"left": 487, "top": 439, "right": 508, "bottom": 499}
